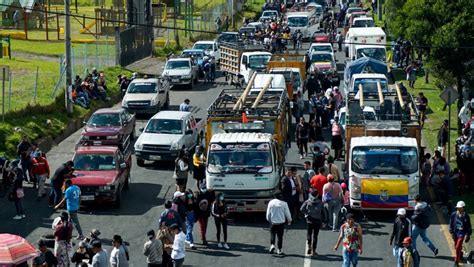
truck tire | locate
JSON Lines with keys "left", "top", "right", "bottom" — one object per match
{"left": 137, "top": 159, "right": 145, "bottom": 167}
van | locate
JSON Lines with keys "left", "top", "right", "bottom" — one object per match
{"left": 344, "top": 27, "right": 386, "bottom": 60}
{"left": 286, "top": 11, "right": 319, "bottom": 40}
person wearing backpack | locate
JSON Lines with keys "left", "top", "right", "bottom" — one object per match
{"left": 322, "top": 174, "right": 343, "bottom": 232}
{"left": 411, "top": 196, "right": 439, "bottom": 256}
{"left": 300, "top": 189, "right": 324, "bottom": 256}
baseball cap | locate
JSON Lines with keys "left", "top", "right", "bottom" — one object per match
{"left": 456, "top": 201, "right": 466, "bottom": 208}
{"left": 397, "top": 208, "right": 406, "bottom": 216}
{"left": 402, "top": 237, "right": 412, "bottom": 244}
{"left": 173, "top": 191, "right": 185, "bottom": 198}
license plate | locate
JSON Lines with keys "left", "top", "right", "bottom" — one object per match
{"left": 81, "top": 195, "right": 95, "bottom": 201}
{"left": 93, "top": 141, "right": 101, "bottom": 145}
{"left": 150, "top": 155, "right": 161, "bottom": 160}
{"left": 172, "top": 79, "right": 180, "bottom": 83}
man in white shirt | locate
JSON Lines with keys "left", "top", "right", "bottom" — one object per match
{"left": 169, "top": 224, "right": 185, "bottom": 267}
{"left": 266, "top": 193, "right": 292, "bottom": 255}
{"left": 179, "top": 99, "right": 191, "bottom": 112}
{"left": 91, "top": 241, "right": 108, "bottom": 267}
{"left": 110, "top": 235, "right": 129, "bottom": 267}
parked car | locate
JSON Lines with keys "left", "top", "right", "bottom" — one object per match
{"left": 121, "top": 78, "right": 170, "bottom": 114}
{"left": 71, "top": 145, "right": 132, "bottom": 208}
{"left": 78, "top": 108, "right": 136, "bottom": 149}
{"left": 162, "top": 58, "right": 199, "bottom": 89}
{"left": 134, "top": 111, "right": 204, "bottom": 166}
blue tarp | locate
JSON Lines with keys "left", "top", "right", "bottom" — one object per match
{"left": 343, "top": 57, "right": 388, "bottom": 83}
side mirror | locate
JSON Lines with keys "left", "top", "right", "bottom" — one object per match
{"left": 139, "top": 127, "right": 144, "bottom": 132}
{"left": 342, "top": 162, "right": 347, "bottom": 172}
{"left": 185, "top": 129, "right": 193, "bottom": 135}
{"left": 120, "top": 162, "right": 127, "bottom": 169}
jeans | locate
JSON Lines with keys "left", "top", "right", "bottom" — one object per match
{"left": 214, "top": 217, "right": 227, "bottom": 243}
{"left": 14, "top": 198, "right": 24, "bottom": 216}
{"left": 270, "top": 223, "right": 285, "bottom": 249}
{"left": 411, "top": 225, "right": 436, "bottom": 252}
{"left": 307, "top": 220, "right": 322, "bottom": 250}
{"left": 326, "top": 199, "right": 341, "bottom": 230}
{"left": 172, "top": 257, "right": 184, "bottom": 267}
{"left": 36, "top": 174, "right": 47, "bottom": 198}
{"left": 68, "top": 210, "right": 83, "bottom": 236}
{"left": 185, "top": 211, "right": 195, "bottom": 244}
{"left": 49, "top": 184, "right": 62, "bottom": 206}
{"left": 342, "top": 248, "right": 359, "bottom": 267}
{"left": 393, "top": 246, "right": 402, "bottom": 267}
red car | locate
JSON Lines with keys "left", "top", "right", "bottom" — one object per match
{"left": 313, "top": 33, "right": 331, "bottom": 43}
{"left": 71, "top": 145, "right": 132, "bottom": 208}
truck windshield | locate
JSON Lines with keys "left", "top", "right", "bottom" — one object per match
{"left": 288, "top": 17, "right": 308, "bottom": 27}
{"left": 352, "top": 20, "right": 375, "bottom": 28}
{"left": 127, "top": 83, "right": 157, "bottom": 93}
{"left": 357, "top": 48, "right": 386, "bottom": 62}
{"left": 145, "top": 119, "right": 182, "bottom": 134}
{"left": 351, "top": 146, "right": 418, "bottom": 175}
{"left": 88, "top": 113, "right": 121, "bottom": 127}
{"left": 165, "top": 61, "right": 190, "bottom": 69}
{"left": 207, "top": 143, "right": 273, "bottom": 174}
{"left": 353, "top": 78, "right": 387, "bottom": 94}
{"left": 74, "top": 153, "right": 116, "bottom": 171}
{"left": 248, "top": 55, "right": 271, "bottom": 69}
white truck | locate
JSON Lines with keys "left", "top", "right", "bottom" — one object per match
{"left": 162, "top": 58, "right": 199, "bottom": 89}
{"left": 192, "top": 40, "right": 220, "bottom": 63}
{"left": 344, "top": 27, "right": 386, "bottom": 60}
{"left": 286, "top": 11, "right": 319, "bottom": 40}
{"left": 134, "top": 111, "right": 204, "bottom": 166}
{"left": 121, "top": 78, "right": 170, "bottom": 114}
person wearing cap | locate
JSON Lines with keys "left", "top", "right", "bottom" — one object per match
{"left": 91, "top": 240, "right": 108, "bottom": 267}
{"left": 300, "top": 189, "right": 324, "bottom": 256}
{"left": 437, "top": 120, "right": 449, "bottom": 157}
{"left": 167, "top": 224, "right": 185, "bottom": 267}
{"left": 266, "top": 193, "right": 292, "bottom": 255}
{"left": 322, "top": 174, "right": 343, "bottom": 232}
{"left": 71, "top": 241, "right": 90, "bottom": 266}
{"left": 211, "top": 193, "right": 230, "bottom": 249}
{"left": 53, "top": 211, "right": 73, "bottom": 266}
{"left": 33, "top": 240, "right": 57, "bottom": 267}
{"left": 172, "top": 191, "right": 187, "bottom": 224}
{"left": 449, "top": 200, "right": 472, "bottom": 266}
{"left": 195, "top": 186, "right": 215, "bottom": 246}
{"left": 55, "top": 179, "right": 84, "bottom": 240}
{"left": 179, "top": 99, "right": 191, "bottom": 112}
{"left": 110, "top": 235, "right": 129, "bottom": 267}
{"left": 143, "top": 230, "right": 163, "bottom": 267}
{"left": 334, "top": 213, "right": 363, "bottom": 267}
{"left": 31, "top": 150, "right": 50, "bottom": 201}
{"left": 411, "top": 196, "right": 438, "bottom": 257}
{"left": 49, "top": 160, "right": 75, "bottom": 207}
{"left": 390, "top": 208, "right": 411, "bottom": 264}
{"left": 159, "top": 200, "right": 182, "bottom": 229}
{"left": 399, "top": 237, "right": 420, "bottom": 267}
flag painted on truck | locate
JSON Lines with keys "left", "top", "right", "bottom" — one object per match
{"left": 360, "top": 179, "right": 408, "bottom": 208}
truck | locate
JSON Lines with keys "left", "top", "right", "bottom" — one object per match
{"left": 134, "top": 111, "right": 204, "bottom": 166}
{"left": 342, "top": 86, "right": 422, "bottom": 210}
{"left": 285, "top": 11, "right": 319, "bottom": 40}
{"left": 219, "top": 42, "right": 272, "bottom": 86}
{"left": 267, "top": 52, "right": 307, "bottom": 97}
{"left": 71, "top": 144, "right": 132, "bottom": 208}
{"left": 121, "top": 78, "right": 170, "bottom": 114}
{"left": 344, "top": 27, "right": 386, "bottom": 60}
{"left": 342, "top": 57, "right": 389, "bottom": 96}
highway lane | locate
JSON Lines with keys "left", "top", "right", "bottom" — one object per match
{"left": 0, "top": 42, "right": 455, "bottom": 266}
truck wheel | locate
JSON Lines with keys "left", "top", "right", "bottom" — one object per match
{"left": 114, "top": 190, "right": 122, "bottom": 208}
{"left": 163, "top": 94, "right": 170, "bottom": 110}
{"left": 137, "top": 159, "right": 145, "bottom": 167}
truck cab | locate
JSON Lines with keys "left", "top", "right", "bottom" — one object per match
{"left": 344, "top": 27, "right": 386, "bottom": 60}
{"left": 240, "top": 52, "right": 272, "bottom": 83}
{"left": 355, "top": 45, "right": 386, "bottom": 62}
{"left": 286, "top": 11, "right": 319, "bottom": 40}
{"left": 121, "top": 78, "right": 170, "bottom": 114}
{"left": 268, "top": 68, "right": 304, "bottom": 95}
{"left": 72, "top": 145, "right": 132, "bottom": 208}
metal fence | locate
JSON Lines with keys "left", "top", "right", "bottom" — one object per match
{"left": 118, "top": 25, "right": 154, "bottom": 66}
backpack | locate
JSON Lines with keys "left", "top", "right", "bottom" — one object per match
{"left": 304, "top": 199, "right": 322, "bottom": 221}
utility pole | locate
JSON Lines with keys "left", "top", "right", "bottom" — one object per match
{"left": 65, "top": 0, "right": 73, "bottom": 114}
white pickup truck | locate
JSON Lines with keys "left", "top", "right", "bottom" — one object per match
{"left": 134, "top": 111, "right": 204, "bottom": 166}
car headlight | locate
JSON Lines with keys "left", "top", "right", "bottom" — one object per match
{"left": 182, "top": 74, "right": 192, "bottom": 79}
{"left": 135, "top": 141, "right": 143, "bottom": 150}
{"left": 121, "top": 100, "right": 128, "bottom": 108}
{"left": 350, "top": 181, "right": 361, "bottom": 199}
{"left": 150, "top": 98, "right": 157, "bottom": 106}
{"left": 170, "top": 142, "right": 180, "bottom": 150}
{"left": 82, "top": 135, "right": 90, "bottom": 140}
{"left": 106, "top": 135, "right": 119, "bottom": 140}
{"left": 99, "top": 185, "right": 114, "bottom": 191}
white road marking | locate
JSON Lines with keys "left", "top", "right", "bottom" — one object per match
{"left": 304, "top": 242, "right": 312, "bottom": 267}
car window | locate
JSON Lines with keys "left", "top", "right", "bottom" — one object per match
{"left": 88, "top": 113, "right": 121, "bottom": 127}
{"left": 165, "top": 61, "right": 190, "bottom": 69}
{"left": 74, "top": 153, "right": 116, "bottom": 171}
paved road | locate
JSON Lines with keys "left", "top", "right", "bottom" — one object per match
{"left": 0, "top": 42, "right": 455, "bottom": 266}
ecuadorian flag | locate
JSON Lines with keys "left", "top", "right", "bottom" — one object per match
{"left": 361, "top": 179, "right": 408, "bottom": 209}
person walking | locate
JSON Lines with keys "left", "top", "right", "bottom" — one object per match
{"left": 416, "top": 92, "right": 428, "bottom": 128}
{"left": 300, "top": 190, "right": 323, "bottom": 256}
{"left": 168, "top": 224, "right": 185, "bottom": 267}
{"left": 143, "top": 230, "right": 163, "bottom": 267}
{"left": 331, "top": 117, "right": 344, "bottom": 161}
{"left": 266, "top": 193, "right": 292, "bottom": 255}
{"left": 411, "top": 196, "right": 439, "bottom": 256}
{"left": 325, "top": 156, "right": 341, "bottom": 182}
{"left": 211, "top": 193, "right": 230, "bottom": 249}
{"left": 110, "top": 235, "right": 129, "bottom": 267}
{"left": 192, "top": 146, "right": 206, "bottom": 190}
{"left": 91, "top": 240, "right": 108, "bottom": 267}
{"left": 49, "top": 160, "right": 74, "bottom": 207}
{"left": 296, "top": 117, "right": 311, "bottom": 159}
{"left": 53, "top": 211, "right": 73, "bottom": 266}
{"left": 399, "top": 237, "right": 420, "bottom": 267}
{"left": 55, "top": 179, "right": 84, "bottom": 240}
{"left": 334, "top": 213, "right": 363, "bottom": 267}
{"left": 322, "top": 174, "right": 343, "bottom": 232}
{"left": 173, "top": 150, "right": 189, "bottom": 192}
{"left": 310, "top": 167, "right": 327, "bottom": 200}
{"left": 195, "top": 186, "right": 215, "bottom": 246}
{"left": 390, "top": 208, "right": 411, "bottom": 265}
{"left": 281, "top": 167, "right": 297, "bottom": 219}
{"left": 179, "top": 99, "right": 191, "bottom": 112}
{"left": 11, "top": 167, "right": 25, "bottom": 220}
{"left": 302, "top": 161, "right": 315, "bottom": 201}
{"left": 158, "top": 225, "right": 174, "bottom": 267}
{"left": 449, "top": 201, "right": 472, "bottom": 267}
{"left": 31, "top": 151, "right": 50, "bottom": 201}
{"left": 159, "top": 200, "right": 182, "bottom": 228}
{"left": 184, "top": 189, "right": 197, "bottom": 249}
{"left": 437, "top": 120, "right": 449, "bottom": 158}
{"left": 335, "top": 31, "right": 343, "bottom": 51}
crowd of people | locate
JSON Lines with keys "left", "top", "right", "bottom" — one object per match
{"left": 71, "top": 68, "right": 110, "bottom": 109}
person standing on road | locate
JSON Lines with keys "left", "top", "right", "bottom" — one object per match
{"left": 110, "top": 235, "right": 129, "bottom": 267}
{"left": 335, "top": 31, "right": 343, "bottom": 51}
{"left": 192, "top": 146, "right": 206, "bottom": 190}
{"left": 49, "top": 160, "right": 74, "bottom": 207}
{"left": 302, "top": 161, "right": 316, "bottom": 201}
{"left": 143, "top": 230, "right": 163, "bottom": 267}
{"left": 334, "top": 213, "right": 363, "bottom": 267}
{"left": 437, "top": 120, "right": 449, "bottom": 158}
{"left": 91, "top": 240, "right": 108, "bottom": 267}
{"left": 53, "top": 211, "right": 73, "bottom": 266}
{"left": 184, "top": 189, "right": 197, "bottom": 249}
{"left": 411, "top": 196, "right": 439, "bottom": 256}
{"left": 301, "top": 189, "right": 323, "bottom": 256}
{"left": 296, "top": 117, "right": 311, "bottom": 159}
{"left": 159, "top": 200, "right": 183, "bottom": 228}
{"left": 325, "top": 156, "right": 341, "bottom": 183}
{"left": 195, "top": 186, "right": 215, "bottom": 246}
{"left": 158, "top": 225, "right": 174, "bottom": 267}
{"left": 322, "top": 174, "right": 343, "bottom": 232}
{"left": 399, "top": 237, "right": 420, "bottom": 267}
{"left": 17, "top": 135, "right": 32, "bottom": 182}
{"left": 211, "top": 193, "right": 230, "bottom": 249}
{"left": 173, "top": 150, "right": 189, "bottom": 192}
{"left": 32, "top": 151, "right": 50, "bottom": 201}
{"left": 331, "top": 117, "right": 344, "bottom": 161}
{"left": 33, "top": 239, "right": 58, "bottom": 267}
{"left": 179, "top": 99, "right": 191, "bottom": 112}
{"left": 11, "top": 168, "right": 25, "bottom": 220}
{"left": 449, "top": 200, "right": 472, "bottom": 267}
{"left": 390, "top": 208, "right": 411, "bottom": 265}
{"left": 168, "top": 224, "right": 185, "bottom": 267}
{"left": 55, "top": 179, "right": 84, "bottom": 240}
{"left": 310, "top": 167, "right": 327, "bottom": 200}
{"left": 281, "top": 168, "right": 297, "bottom": 219}
{"left": 266, "top": 193, "right": 292, "bottom": 255}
